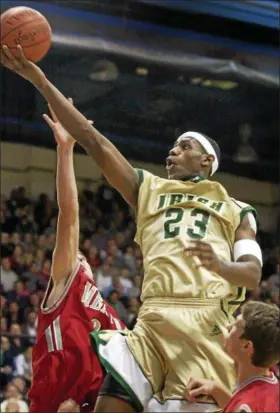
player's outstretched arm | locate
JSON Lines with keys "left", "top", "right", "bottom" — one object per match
{"left": 1, "top": 45, "right": 139, "bottom": 208}
{"left": 185, "top": 213, "right": 261, "bottom": 290}
{"left": 44, "top": 99, "right": 80, "bottom": 283}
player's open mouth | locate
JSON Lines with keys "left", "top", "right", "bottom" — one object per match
{"left": 166, "top": 157, "right": 175, "bottom": 171}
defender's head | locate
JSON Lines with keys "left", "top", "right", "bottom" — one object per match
{"left": 224, "top": 301, "right": 280, "bottom": 368}
{"left": 166, "top": 131, "right": 220, "bottom": 180}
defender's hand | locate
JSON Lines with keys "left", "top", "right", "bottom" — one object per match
{"left": 184, "top": 241, "right": 222, "bottom": 273}
{"left": 1, "top": 45, "right": 45, "bottom": 87}
{"left": 43, "top": 98, "right": 93, "bottom": 147}
{"left": 57, "top": 399, "right": 80, "bottom": 412}
{"left": 185, "top": 377, "right": 215, "bottom": 402}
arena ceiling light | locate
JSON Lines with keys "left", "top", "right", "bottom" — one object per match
{"left": 88, "top": 60, "right": 119, "bottom": 81}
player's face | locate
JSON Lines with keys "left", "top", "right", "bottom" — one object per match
{"left": 166, "top": 138, "right": 206, "bottom": 180}
{"left": 224, "top": 315, "right": 248, "bottom": 362}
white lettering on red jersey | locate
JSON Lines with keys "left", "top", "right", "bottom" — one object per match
{"left": 223, "top": 372, "right": 279, "bottom": 413}
{"left": 28, "top": 260, "right": 125, "bottom": 413}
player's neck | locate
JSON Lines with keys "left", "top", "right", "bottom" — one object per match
{"left": 236, "top": 362, "right": 270, "bottom": 385}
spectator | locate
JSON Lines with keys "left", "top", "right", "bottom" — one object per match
{"left": 7, "top": 303, "right": 22, "bottom": 329}
{"left": 14, "top": 346, "right": 33, "bottom": 383}
{"left": 9, "top": 324, "right": 26, "bottom": 356}
{"left": 22, "top": 262, "right": 47, "bottom": 293}
{"left": 106, "top": 290, "right": 129, "bottom": 325}
{"left": 22, "top": 312, "right": 37, "bottom": 345}
{"left": 2, "top": 397, "right": 21, "bottom": 412}
{"left": 6, "top": 282, "right": 29, "bottom": 311}
{"left": 95, "top": 263, "right": 113, "bottom": 293}
{"left": 0, "top": 336, "right": 15, "bottom": 387}
{"left": 0, "top": 383, "right": 29, "bottom": 412}
{"left": 1, "top": 258, "right": 18, "bottom": 293}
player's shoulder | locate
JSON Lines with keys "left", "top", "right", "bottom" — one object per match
{"left": 229, "top": 197, "right": 257, "bottom": 220}
{"left": 232, "top": 375, "right": 279, "bottom": 412}
{"left": 135, "top": 168, "right": 160, "bottom": 186}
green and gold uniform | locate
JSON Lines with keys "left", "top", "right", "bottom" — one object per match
{"left": 125, "top": 169, "right": 256, "bottom": 403}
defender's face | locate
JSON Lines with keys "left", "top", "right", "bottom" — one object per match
{"left": 224, "top": 315, "right": 246, "bottom": 361}
{"left": 166, "top": 138, "right": 205, "bottom": 180}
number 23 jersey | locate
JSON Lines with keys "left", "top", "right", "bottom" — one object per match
{"left": 135, "top": 169, "right": 256, "bottom": 304}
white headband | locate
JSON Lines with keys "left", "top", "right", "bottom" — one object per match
{"left": 177, "top": 131, "right": 219, "bottom": 175}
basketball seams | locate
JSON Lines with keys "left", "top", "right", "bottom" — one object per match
{"left": 7, "top": 38, "right": 51, "bottom": 49}
{"left": 1, "top": 18, "right": 51, "bottom": 41}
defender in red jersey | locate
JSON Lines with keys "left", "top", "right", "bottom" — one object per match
{"left": 185, "top": 301, "right": 280, "bottom": 412}
{"left": 28, "top": 102, "right": 125, "bottom": 413}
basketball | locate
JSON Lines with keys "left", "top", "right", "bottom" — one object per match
{"left": 1, "top": 7, "right": 52, "bottom": 63}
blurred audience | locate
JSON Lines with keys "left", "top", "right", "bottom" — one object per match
{"left": 0, "top": 182, "right": 279, "bottom": 408}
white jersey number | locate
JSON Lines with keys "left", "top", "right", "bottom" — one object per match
{"left": 45, "top": 316, "right": 63, "bottom": 352}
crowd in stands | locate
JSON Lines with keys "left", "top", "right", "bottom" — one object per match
{"left": 1, "top": 183, "right": 279, "bottom": 412}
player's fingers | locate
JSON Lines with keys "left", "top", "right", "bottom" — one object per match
{"left": 2, "top": 45, "right": 20, "bottom": 69}
{"left": 189, "top": 385, "right": 206, "bottom": 397}
{"left": 194, "top": 259, "right": 211, "bottom": 269}
{"left": 16, "top": 44, "right": 29, "bottom": 63}
{"left": 88, "top": 120, "right": 94, "bottom": 125}
{"left": 68, "top": 97, "right": 74, "bottom": 105}
{"left": 43, "top": 114, "right": 56, "bottom": 130}
{"left": 189, "top": 241, "right": 211, "bottom": 250}
{"left": 185, "top": 249, "right": 213, "bottom": 260}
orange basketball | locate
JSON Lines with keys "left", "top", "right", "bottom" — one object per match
{"left": 1, "top": 6, "right": 52, "bottom": 63}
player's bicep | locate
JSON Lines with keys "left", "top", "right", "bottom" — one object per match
{"left": 86, "top": 133, "right": 139, "bottom": 208}
{"left": 234, "top": 213, "right": 262, "bottom": 268}
{"left": 51, "top": 212, "right": 79, "bottom": 282}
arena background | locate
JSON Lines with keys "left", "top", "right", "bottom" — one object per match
{"left": 0, "top": 0, "right": 279, "bottom": 410}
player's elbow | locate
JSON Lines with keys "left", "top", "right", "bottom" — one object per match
{"left": 58, "top": 203, "right": 79, "bottom": 223}
{"left": 248, "top": 262, "right": 261, "bottom": 290}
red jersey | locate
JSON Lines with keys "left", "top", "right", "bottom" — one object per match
{"left": 223, "top": 372, "right": 279, "bottom": 413}
{"left": 28, "top": 261, "right": 125, "bottom": 413}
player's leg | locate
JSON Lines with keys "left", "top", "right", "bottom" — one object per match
{"left": 90, "top": 324, "right": 164, "bottom": 413}
{"left": 94, "top": 374, "right": 139, "bottom": 412}
{"left": 147, "top": 300, "right": 234, "bottom": 412}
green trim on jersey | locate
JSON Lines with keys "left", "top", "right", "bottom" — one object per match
{"left": 136, "top": 168, "right": 144, "bottom": 186}
{"left": 240, "top": 206, "right": 257, "bottom": 223}
{"left": 90, "top": 330, "right": 142, "bottom": 411}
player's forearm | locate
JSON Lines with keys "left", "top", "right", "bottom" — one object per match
{"left": 35, "top": 76, "right": 106, "bottom": 155}
{"left": 217, "top": 260, "right": 261, "bottom": 290}
{"left": 57, "top": 145, "right": 78, "bottom": 217}
{"left": 212, "top": 383, "right": 231, "bottom": 408}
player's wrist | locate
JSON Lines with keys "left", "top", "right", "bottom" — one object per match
{"left": 32, "top": 70, "right": 48, "bottom": 90}
{"left": 57, "top": 142, "right": 75, "bottom": 152}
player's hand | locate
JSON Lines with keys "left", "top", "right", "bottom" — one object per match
{"left": 57, "top": 399, "right": 80, "bottom": 412}
{"left": 184, "top": 241, "right": 222, "bottom": 273}
{"left": 43, "top": 98, "right": 94, "bottom": 147}
{"left": 185, "top": 377, "right": 215, "bottom": 402}
{"left": 1, "top": 45, "right": 45, "bottom": 86}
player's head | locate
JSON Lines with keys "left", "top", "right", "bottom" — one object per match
{"left": 224, "top": 301, "right": 280, "bottom": 368}
{"left": 166, "top": 131, "right": 220, "bottom": 180}
{"left": 77, "top": 250, "right": 94, "bottom": 279}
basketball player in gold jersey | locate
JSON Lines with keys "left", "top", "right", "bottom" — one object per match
{"left": 1, "top": 46, "right": 262, "bottom": 413}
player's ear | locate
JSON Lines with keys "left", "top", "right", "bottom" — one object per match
{"left": 201, "top": 154, "right": 214, "bottom": 168}
{"left": 242, "top": 339, "right": 254, "bottom": 359}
